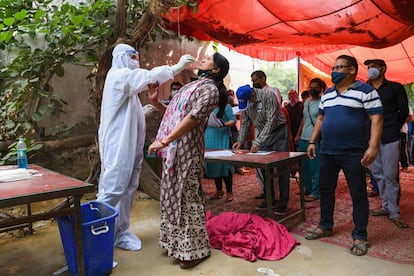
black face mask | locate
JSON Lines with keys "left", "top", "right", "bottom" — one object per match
{"left": 198, "top": 69, "right": 213, "bottom": 79}
{"left": 310, "top": 88, "right": 320, "bottom": 97}
{"left": 253, "top": 83, "right": 263, "bottom": 89}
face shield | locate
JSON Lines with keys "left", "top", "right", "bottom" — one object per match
{"left": 112, "top": 44, "right": 140, "bottom": 69}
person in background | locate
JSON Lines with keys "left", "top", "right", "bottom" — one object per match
{"left": 251, "top": 70, "right": 282, "bottom": 104}
{"left": 148, "top": 52, "right": 230, "bottom": 269}
{"left": 301, "top": 90, "right": 310, "bottom": 102}
{"left": 295, "top": 78, "right": 326, "bottom": 202}
{"left": 399, "top": 107, "right": 413, "bottom": 172}
{"left": 365, "top": 58, "right": 409, "bottom": 229}
{"left": 162, "top": 81, "right": 183, "bottom": 104}
{"left": 286, "top": 89, "right": 304, "bottom": 151}
{"left": 233, "top": 84, "right": 290, "bottom": 216}
{"left": 226, "top": 89, "right": 237, "bottom": 106}
{"left": 227, "top": 89, "right": 245, "bottom": 175}
{"left": 305, "top": 55, "right": 383, "bottom": 257}
{"left": 205, "top": 96, "right": 236, "bottom": 202}
{"left": 97, "top": 42, "right": 194, "bottom": 251}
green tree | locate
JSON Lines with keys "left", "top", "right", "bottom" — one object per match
{"left": 0, "top": 0, "right": 116, "bottom": 163}
{"left": 258, "top": 61, "right": 298, "bottom": 102}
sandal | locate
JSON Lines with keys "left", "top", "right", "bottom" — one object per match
{"left": 389, "top": 217, "right": 409, "bottom": 228}
{"left": 304, "top": 227, "right": 332, "bottom": 240}
{"left": 179, "top": 256, "right": 209, "bottom": 269}
{"left": 370, "top": 209, "right": 389, "bottom": 216}
{"left": 225, "top": 192, "right": 233, "bottom": 202}
{"left": 304, "top": 194, "right": 319, "bottom": 202}
{"left": 210, "top": 190, "right": 224, "bottom": 200}
{"left": 350, "top": 240, "right": 368, "bottom": 256}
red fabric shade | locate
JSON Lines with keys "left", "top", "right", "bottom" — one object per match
{"left": 163, "top": 0, "right": 414, "bottom": 83}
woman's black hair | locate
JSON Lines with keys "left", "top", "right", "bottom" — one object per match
{"left": 216, "top": 81, "right": 228, "bottom": 118}
{"left": 212, "top": 52, "right": 230, "bottom": 118}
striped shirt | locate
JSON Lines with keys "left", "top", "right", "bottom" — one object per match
{"left": 319, "top": 80, "right": 383, "bottom": 154}
{"left": 238, "top": 87, "right": 286, "bottom": 148}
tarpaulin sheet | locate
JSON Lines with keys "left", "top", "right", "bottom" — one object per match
{"left": 163, "top": 0, "right": 414, "bottom": 83}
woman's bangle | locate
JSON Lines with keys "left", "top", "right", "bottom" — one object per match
{"left": 309, "top": 142, "right": 315, "bottom": 145}
{"left": 160, "top": 140, "right": 169, "bottom": 147}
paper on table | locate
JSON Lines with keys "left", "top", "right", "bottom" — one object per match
{"left": 205, "top": 150, "right": 234, "bottom": 157}
{"left": 207, "top": 112, "right": 224, "bottom": 128}
{"left": 246, "top": 151, "right": 274, "bottom": 155}
{"left": 232, "top": 106, "right": 241, "bottom": 115}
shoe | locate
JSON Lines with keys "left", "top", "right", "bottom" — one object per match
{"left": 240, "top": 167, "right": 250, "bottom": 173}
{"left": 304, "top": 194, "right": 319, "bottom": 202}
{"left": 367, "top": 190, "right": 379, "bottom": 197}
{"left": 370, "top": 208, "right": 389, "bottom": 216}
{"left": 115, "top": 230, "right": 142, "bottom": 251}
{"left": 225, "top": 192, "right": 233, "bottom": 202}
{"left": 255, "top": 201, "right": 276, "bottom": 210}
{"left": 304, "top": 227, "right": 332, "bottom": 240}
{"left": 210, "top": 190, "right": 224, "bottom": 200}
{"left": 255, "top": 193, "right": 265, "bottom": 199}
{"left": 350, "top": 240, "right": 368, "bottom": 256}
{"left": 389, "top": 217, "right": 409, "bottom": 228}
{"left": 274, "top": 209, "right": 287, "bottom": 216}
{"left": 179, "top": 256, "right": 209, "bottom": 269}
{"left": 235, "top": 168, "right": 244, "bottom": 175}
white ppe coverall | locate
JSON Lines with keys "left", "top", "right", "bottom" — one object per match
{"left": 97, "top": 43, "right": 173, "bottom": 251}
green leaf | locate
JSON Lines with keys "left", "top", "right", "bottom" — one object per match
{"left": 70, "top": 14, "right": 85, "bottom": 25}
{"left": 0, "top": 31, "right": 13, "bottom": 43}
{"left": 55, "top": 65, "right": 65, "bottom": 77}
{"left": 34, "top": 10, "right": 45, "bottom": 20}
{"left": 38, "top": 104, "right": 49, "bottom": 115}
{"left": 5, "top": 120, "right": 15, "bottom": 129}
{"left": 3, "top": 17, "right": 15, "bottom": 26}
{"left": 31, "top": 112, "right": 42, "bottom": 121}
{"left": 14, "top": 9, "right": 27, "bottom": 21}
{"left": 0, "top": 24, "right": 4, "bottom": 31}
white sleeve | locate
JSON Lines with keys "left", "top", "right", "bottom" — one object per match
{"left": 126, "top": 65, "right": 174, "bottom": 96}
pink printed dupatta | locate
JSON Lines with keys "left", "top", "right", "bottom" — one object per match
{"left": 155, "top": 78, "right": 213, "bottom": 224}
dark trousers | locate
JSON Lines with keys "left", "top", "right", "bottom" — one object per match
{"left": 214, "top": 175, "right": 233, "bottom": 193}
{"left": 319, "top": 152, "right": 369, "bottom": 241}
{"left": 400, "top": 132, "right": 409, "bottom": 168}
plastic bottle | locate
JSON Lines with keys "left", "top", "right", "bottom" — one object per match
{"left": 16, "top": 138, "right": 28, "bottom": 169}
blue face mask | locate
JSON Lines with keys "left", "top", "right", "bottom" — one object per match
{"left": 368, "top": 67, "right": 380, "bottom": 80}
{"left": 331, "top": 71, "right": 346, "bottom": 84}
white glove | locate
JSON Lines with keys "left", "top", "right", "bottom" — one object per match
{"left": 170, "top": 54, "right": 195, "bottom": 75}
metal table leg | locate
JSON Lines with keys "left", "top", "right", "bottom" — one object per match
{"left": 73, "top": 196, "right": 85, "bottom": 276}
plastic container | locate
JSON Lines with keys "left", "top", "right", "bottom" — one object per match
{"left": 57, "top": 201, "right": 118, "bottom": 276}
{"left": 16, "top": 138, "right": 28, "bottom": 169}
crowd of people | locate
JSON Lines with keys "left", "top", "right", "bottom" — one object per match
{"left": 97, "top": 39, "right": 410, "bottom": 269}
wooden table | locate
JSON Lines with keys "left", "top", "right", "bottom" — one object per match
{"left": 0, "top": 165, "right": 94, "bottom": 276}
{"left": 205, "top": 151, "right": 307, "bottom": 223}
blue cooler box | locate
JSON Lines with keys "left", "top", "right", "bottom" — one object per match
{"left": 57, "top": 201, "right": 118, "bottom": 276}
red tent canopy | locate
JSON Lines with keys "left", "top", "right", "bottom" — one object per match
{"left": 163, "top": 0, "right": 414, "bottom": 83}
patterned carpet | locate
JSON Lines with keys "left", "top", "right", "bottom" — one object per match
{"left": 202, "top": 167, "right": 414, "bottom": 264}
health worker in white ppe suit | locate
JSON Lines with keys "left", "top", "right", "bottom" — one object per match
{"left": 97, "top": 43, "right": 194, "bottom": 251}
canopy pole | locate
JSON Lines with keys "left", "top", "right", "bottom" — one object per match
{"left": 297, "top": 56, "right": 301, "bottom": 98}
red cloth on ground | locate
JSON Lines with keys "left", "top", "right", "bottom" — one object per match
{"left": 206, "top": 210, "right": 298, "bottom": 261}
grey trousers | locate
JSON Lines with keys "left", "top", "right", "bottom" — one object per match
{"left": 370, "top": 140, "right": 401, "bottom": 219}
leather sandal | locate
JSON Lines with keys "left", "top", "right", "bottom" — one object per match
{"left": 210, "top": 190, "right": 224, "bottom": 200}
{"left": 225, "top": 192, "right": 233, "bottom": 202}
{"left": 350, "top": 240, "right": 368, "bottom": 256}
{"left": 305, "top": 227, "right": 332, "bottom": 240}
{"left": 304, "top": 194, "right": 319, "bottom": 202}
{"left": 370, "top": 209, "right": 389, "bottom": 216}
{"left": 179, "top": 256, "right": 209, "bottom": 269}
{"left": 389, "top": 217, "right": 409, "bottom": 228}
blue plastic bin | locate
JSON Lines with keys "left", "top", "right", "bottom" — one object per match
{"left": 57, "top": 201, "right": 118, "bottom": 276}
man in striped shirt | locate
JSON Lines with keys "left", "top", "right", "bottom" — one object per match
{"left": 305, "top": 55, "right": 383, "bottom": 257}
{"left": 233, "top": 84, "right": 289, "bottom": 215}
